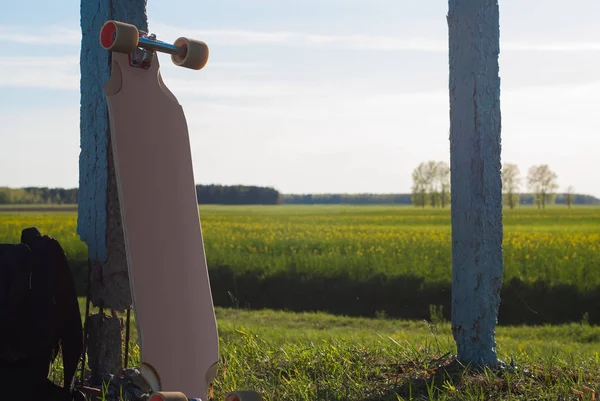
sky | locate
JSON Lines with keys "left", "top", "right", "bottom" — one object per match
{"left": 1, "top": 0, "right": 599, "bottom": 197}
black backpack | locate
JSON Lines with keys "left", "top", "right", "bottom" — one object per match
{"left": 0, "top": 227, "right": 83, "bottom": 400}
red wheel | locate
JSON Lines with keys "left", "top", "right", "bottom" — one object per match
{"left": 100, "top": 20, "right": 139, "bottom": 53}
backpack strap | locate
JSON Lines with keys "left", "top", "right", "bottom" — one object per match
{"left": 21, "top": 228, "right": 84, "bottom": 392}
{"left": 46, "top": 236, "right": 84, "bottom": 391}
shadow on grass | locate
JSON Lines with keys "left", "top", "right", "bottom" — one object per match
{"left": 362, "top": 354, "right": 592, "bottom": 401}
{"left": 71, "top": 261, "right": 600, "bottom": 326}
{"left": 208, "top": 266, "right": 600, "bottom": 326}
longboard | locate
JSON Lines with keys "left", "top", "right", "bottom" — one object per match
{"left": 99, "top": 21, "right": 259, "bottom": 401}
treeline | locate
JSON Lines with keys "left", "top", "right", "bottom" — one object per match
{"left": 282, "top": 193, "right": 600, "bottom": 205}
{"left": 0, "top": 187, "right": 78, "bottom": 204}
{"left": 0, "top": 185, "right": 282, "bottom": 205}
{"left": 522, "top": 193, "right": 600, "bottom": 206}
{"left": 196, "top": 184, "right": 281, "bottom": 205}
{"left": 281, "top": 193, "right": 413, "bottom": 204}
{"left": 2, "top": 185, "right": 598, "bottom": 206}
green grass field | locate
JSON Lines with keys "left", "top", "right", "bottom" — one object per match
{"left": 1, "top": 205, "right": 599, "bottom": 288}
{"left": 48, "top": 298, "right": 600, "bottom": 400}
{"left": 3, "top": 205, "right": 600, "bottom": 399}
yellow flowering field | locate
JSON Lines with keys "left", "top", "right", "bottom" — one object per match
{"left": 1, "top": 205, "right": 599, "bottom": 289}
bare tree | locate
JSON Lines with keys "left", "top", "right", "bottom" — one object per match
{"left": 411, "top": 162, "right": 429, "bottom": 208}
{"left": 565, "top": 185, "right": 575, "bottom": 208}
{"left": 424, "top": 161, "right": 440, "bottom": 207}
{"left": 501, "top": 163, "right": 521, "bottom": 209}
{"left": 411, "top": 161, "right": 449, "bottom": 208}
{"left": 527, "top": 164, "right": 559, "bottom": 209}
{"left": 436, "top": 161, "right": 451, "bottom": 208}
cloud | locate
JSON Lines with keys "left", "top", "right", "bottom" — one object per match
{"left": 152, "top": 23, "right": 447, "bottom": 51}
{"left": 0, "top": 107, "right": 80, "bottom": 188}
{"left": 0, "top": 26, "right": 81, "bottom": 45}
{"left": 5, "top": 23, "right": 600, "bottom": 54}
{"left": 2, "top": 67, "right": 599, "bottom": 196}
{"left": 0, "top": 56, "right": 79, "bottom": 67}
{"left": 165, "top": 77, "right": 337, "bottom": 99}
{"left": 4, "top": 50, "right": 600, "bottom": 108}
{"left": 0, "top": 56, "right": 80, "bottom": 90}
{"left": 154, "top": 23, "right": 600, "bottom": 53}
{"left": 502, "top": 41, "right": 600, "bottom": 52}
{"left": 0, "top": 22, "right": 446, "bottom": 52}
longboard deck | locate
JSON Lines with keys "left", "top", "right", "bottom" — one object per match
{"left": 104, "top": 51, "right": 219, "bottom": 399}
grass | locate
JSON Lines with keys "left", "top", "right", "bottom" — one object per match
{"left": 211, "top": 308, "right": 600, "bottom": 401}
{"left": 50, "top": 299, "right": 600, "bottom": 400}
{"left": 3, "top": 204, "right": 598, "bottom": 399}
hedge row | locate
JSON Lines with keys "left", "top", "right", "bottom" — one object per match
{"left": 70, "top": 261, "right": 600, "bottom": 326}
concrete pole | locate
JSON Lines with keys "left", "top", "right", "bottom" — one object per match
{"left": 447, "top": 0, "right": 504, "bottom": 367}
{"left": 78, "top": 0, "right": 148, "bottom": 382}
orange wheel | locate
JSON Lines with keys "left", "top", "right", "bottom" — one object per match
{"left": 171, "top": 37, "right": 209, "bottom": 70}
{"left": 100, "top": 20, "right": 139, "bottom": 53}
{"left": 148, "top": 391, "right": 188, "bottom": 401}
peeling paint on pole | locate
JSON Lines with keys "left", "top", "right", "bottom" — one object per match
{"left": 78, "top": 0, "right": 111, "bottom": 263}
{"left": 447, "top": 0, "right": 503, "bottom": 367}
{"left": 78, "top": 0, "right": 148, "bottom": 379}
{"left": 78, "top": 0, "right": 148, "bottom": 310}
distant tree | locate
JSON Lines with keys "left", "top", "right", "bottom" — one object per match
{"left": 527, "top": 164, "right": 559, "bottom": 209}
{"left": 0, "top": 188, "right": 9, "bottom": 204}
{"left": 411, "top": 161, "right": 450, "bottom": 208}
{"left": 436, "top": 161, "right": 451, "bottom": 208}
{"left": 565, "top": 185, "right": 575, "bottom": 208}
{"left": 501, "top": 163, "right": 521, "bottom": 209}
{"left": 411, "top": 162, "right": 429, "bottom": 208}
{"left": 425, "top": 161, "right": 440, "bottom": 207}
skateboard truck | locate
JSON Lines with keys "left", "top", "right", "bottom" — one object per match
{"left": 100, "top": 20, "right": 209, "bottom": 70}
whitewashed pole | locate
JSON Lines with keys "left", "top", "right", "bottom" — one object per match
{"left": 78, "top": 0, "right": 148, "bottom": 382}
{"left": 447, "top": 0, "right": 504, "bottom": 367}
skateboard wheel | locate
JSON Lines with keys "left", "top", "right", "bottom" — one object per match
{"left": 100, "top": 20, "right": 139, "bottom": 53}
{"left": 149, "top": 391, "right": 188, "bottom": 401}
{"left": 224, "top": 390, "right": 263, "bottom": 401}
{"left": 171, "top": 37, "right": 209, "bottom": 70}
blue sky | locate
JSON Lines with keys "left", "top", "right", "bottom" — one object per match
{"left": 1, "top": 0, "right": 599, "bottom": 196}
